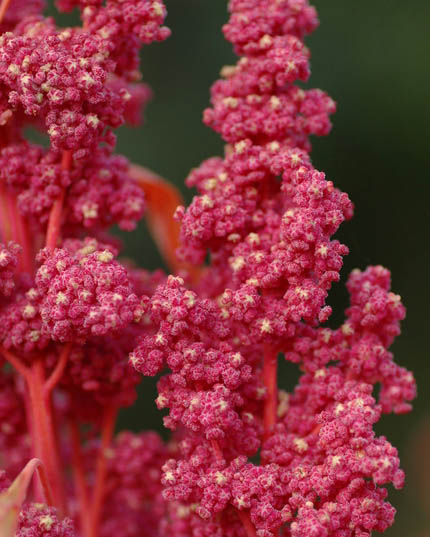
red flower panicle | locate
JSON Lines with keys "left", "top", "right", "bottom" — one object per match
{"left": 131, "top": 1, "right": 415, "bottom": 536}
{"left": 0, "top": 1, "right": 414, "bottom": 537}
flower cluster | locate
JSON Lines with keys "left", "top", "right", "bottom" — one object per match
{"left": 97, "top": 431, "right": 168, "bottom": 537}
{"left": 35, "top": 240, "right": 142, "bottom": 342}
{"left": 0, "top": 1, "right": 415, "bottom": 537}
{"left": 1, "top": 470, "right": 75, "bottom": 537}
{"left": 0, "top": 240, "right": 20, "bottom": 295}
{"left": 0, "top": 144, "right": 145, "bottom": 232}
{"left": 16, "top": 503, "right": 76, "bottom": 537}
{"left": 131, "top": 1, "right": 415, "bottom": 536}
{"left": 0, "top": 0, "right": 170, "bottom": 532}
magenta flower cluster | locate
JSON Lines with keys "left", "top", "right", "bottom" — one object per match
{"left": 0, "top": 1, "right": 415, "bottom": 537}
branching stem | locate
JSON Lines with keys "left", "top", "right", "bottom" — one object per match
{"left": 69, "top": 420, "right": 91, "bottom": 537}
{"left": 44, "top": 343, "right": 72, "bottom": 395}
{"left": 0, "top": 346, "right": 30, "bottom": 380}
{"left": 89, "top": 405, "right": 118, "bottom": 537}
{"left": 45, "top": 150, "right": 72, "bottom": 250}
{"left": 27, "top": 359, "right": 67, "bottom": 513}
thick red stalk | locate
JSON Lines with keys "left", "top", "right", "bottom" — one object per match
{"left": 0, "top": 0, "right": 11, "bottom": 25}
{"left": 15, "top": 210, "right": 34, "bottom": 275}
{"left": 5, "top": 191, "right": 18, "bottom": 246}
{"left": 69, "top": 421, "right": 91, "bottom": 537}
{"left": 89, "top": 405, "right": 118, "bottom": 537}
{"left": 34, "top": 461, "right": 55, "bottom": 506}
{"left": 262, "top": 345, "right": 278, "bottom": 441}
{"left": 1, "top": 347, "right": 71, "bottom": 512}
{"left": 0, "top": 187, "right": 34, "bottom": 274}
{"left": 210, "top": 439, "right": 224, "bottom": 462}
{"left": 261, "top": 348, "right": 281, "bottom": 537}
{"left": 20, "top": 375, "right": 34, "bottom": 437}
{"left": 27, "top": 359, "right": 67, "bottom": 513}
{"left": 45, "top": 191, "right": 65, "bottom": 251}
{"left": 45, "top": 150, "right": 71, "bottom": 251}
{"left": 237, "top": 510, "right": 258, "bottom": 537}
{"left": 0, "top": 183, "right": 12, "bottom": 243}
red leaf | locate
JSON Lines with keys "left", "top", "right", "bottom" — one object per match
{"left": 130, "top": 164, "right": 201, "bottom": 281}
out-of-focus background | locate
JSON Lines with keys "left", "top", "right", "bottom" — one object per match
{"left": 54, "top": 1, "right": 429, "bottom": 535}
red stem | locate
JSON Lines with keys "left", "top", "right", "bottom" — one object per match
{"left": 0, "top": 345, "right": 30, "bottom": 380}
{"left": 1, "top": 343, "right": 70, "bottom": 510}
{"left": 35, "top": 461, "right": 55, "bottom": 506}
{"left": 0, "top": 0, "right": 12, "bottom": 23}
{"left": 211, "top": 439, "right": 224, "bottom": 463}
{"left": 6, "top": 189, "right": 18, "bottom": 244}
{"left": 45, "top": 150, "right": 71, "bottom": 251}
{"left": 89, "top": 405, "right": 118, "bottom": 537}
{"left": 69, "top": 420, "right": 91, "bottom": 537}
{"left": 262, "top": 345, "right": 278, "bottom": 441}
{"left": 0, "top": 177, "right": 34, "bottom": 275}
{"left": 1, "top": 187, "right": 35, "bottom": 275}
{"left": 15, "top": 210, "right": 34, "bottom": 275}
{"left": 0, "top": 183, "right": 12, "bottom": 243}
{"left": 237, "top": 510, "right": 258, "bottom": 537}
{"left": 20, "top": 371, "right": 33, "bottom": 415}
{"left": 27, "top": 359, "right": 67, "bottom": 513}
{"left": 311, "top": 423, "right": 321, "bottom": 436}
{"left": 45, "top": 190, "right": 65, "bottom": 251}
{"left": 44, "top": 343, "right": 72, "bottom": 394}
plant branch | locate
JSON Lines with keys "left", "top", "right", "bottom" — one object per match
{"left": 0, "top": 346, "right": 30, "bottom": 380}
{"left": 44, "top": 343, "right": 72, "bottom": 395}
{"left": 89, "top": 405, "right": 118, "bottom": 537}
{"left": 0, "top": 0, "right": 12, "bottom": 25}
{"left": 69, "top": 420, "right": 91, "bottom": 537}
{"left": 237, "top": 510, "right": 258, "bottom": 537}
{"left": 27, "top": 360, "right": 67, "bottom": 513}
{"left": 45, "top": 150, "right": 72, "bottom": 251}
{"left": 0, "top": 183, "right": 12, "bottom": 244}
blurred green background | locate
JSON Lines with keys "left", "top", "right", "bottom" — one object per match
{"left": 55, "top": 1, "right": 430, "bottom": 535}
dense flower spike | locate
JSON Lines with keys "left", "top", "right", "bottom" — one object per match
{"left": 131, "top": 275, "right": 262, "bottom": 456}
{"left": 0, "top": 0, "right": 168, "bottom": 158}
{"left": 129, "top": 1, "right": 415, "bottom": 537}
{"left": 0, "top": 0, "right": 170, "bottom": 529}
{"left": 0, "top": 0, "right": 414, "bottom": 536}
